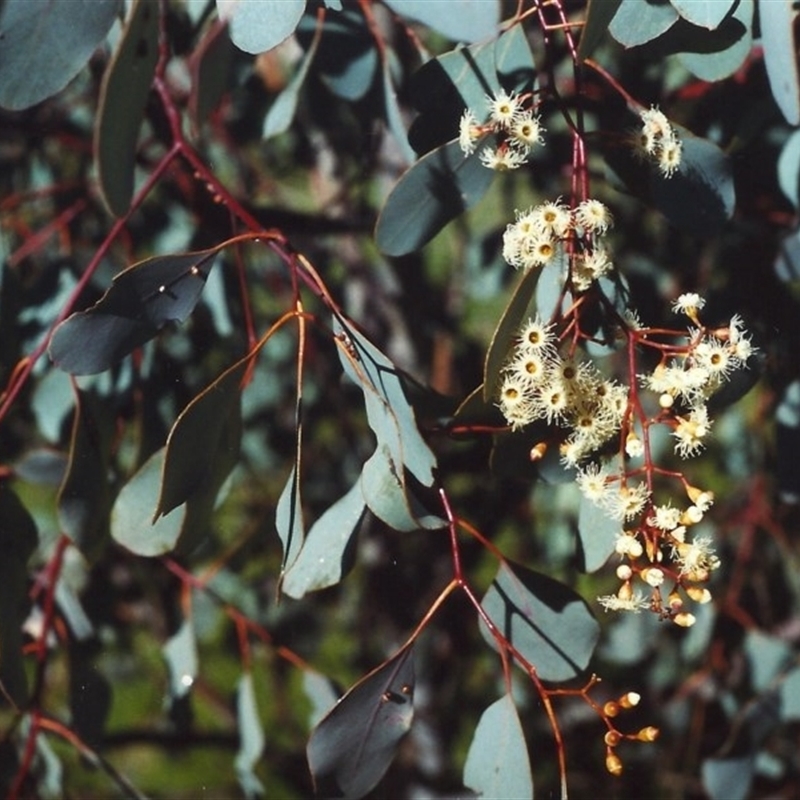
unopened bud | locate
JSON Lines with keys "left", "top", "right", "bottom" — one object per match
{"left": 681, "top": 505, "right": 703, "bottom": 525}
{"left": 603, "top": 701, "right": 620, "bottom": 718}
{"left": 616, "top": 564, "right": 633, "bottom": 581}
{"left": 636, "top": 726, "right": 659, "bottom": 742}
{"left": 625, "top": 432, "right": 643, "bottom": 458}
{"left": 659, "top": 392, "right": 674, "bottom": 409}
{"left": 605, "top": 751, "right": 623, "bottom": 776}
{"left": 673, "top": 612, "right": 696, "bottom": 628}
{"left": 617, "top": 581, "right": 633, "bottom": 601}
{"left": 529, "top": 442, "right": 547, "bottom": 462}
{"left": 619, "top": 691, "right": 641, "bottom": 709}
{"left": 685, "top": 485, "right": 713, "bottom": 506}
{"left": 667, "top": 589, "right": 683, "bottom": 610}
{"left": 686, "top": 586, "right": 712, "bottom": 604}
{"left": 604, "top": 730, "right": 622, "bottom": 747}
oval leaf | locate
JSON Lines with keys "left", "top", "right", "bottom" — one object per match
{"left": 578, "top": 0, "right": 623, "bottom": 60}
{"left": 95, "top": 0, "right": 160, "bottom": 217}
{"left": 383, "top": 0, "right": 500, "bottom": 43}
{"left": 307, "top": 644, "right": 414, "bottom": 799}
{"left": 608, "top": 0, "right": 678, "bottom": 48}
{"left": 479, "top": 560, "right": 600, "bottom": 682}
{"left": 218, "top": 0, "right": 305, "bottom": 55}
{"left": 577, "top": 493, "right": 619, "bottom": 573}
{"left": 235, "top": 672, "right": 266, "bottom": 798}
{"left": 463, "top": 693, "right": 533, "bottom": 800}
{"left": 0, "top": 0, "right": 122, "bottom": 111}
{"left": 375, "top": 140, "right": 495, "bottom": 257}
{"left": 671, "top": 0, "right": 735, "bottom": 29}
{"left": 49, "top": 248, "right": 215, "bottom": 375}
{"left": 760, "top": 0, "right": 800, "bottom": 125}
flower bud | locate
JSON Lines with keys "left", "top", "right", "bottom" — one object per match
{"left": 659, "top": 392, "right": 674, "bottom": 409}
{"left": 603, "top": 701, "right": 620, "bottom": 718}
{"left": 529, "top": 442, "right": 548, "bottom": 462}
{"left": 619, "top": 691, "right": 641, "bottom": 709}
{"left": 673, "top": 612, "right": 696, "bottom": 627}
{"left": 604, "top": 730, "right": 622, "bottom": 747}
{"left": 616, "top": 564, "right": 633, "bottom": 581}
{"left": 605, "top": 752, "right": 623, "bottom": 776}
{"left": 686, "top": 586, "right": 712, "bottom": 604}
{"left": 636, "top": 726, "right": 660, "bottom": 742}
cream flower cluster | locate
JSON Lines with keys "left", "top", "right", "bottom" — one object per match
{"left": 638, "top": 106, "right": 682, "bottom": 177}
{"left": 497, "top": 316, "right": 628, "bottom": 463}
{"left": 502, "top": 199, "right": 614, "bottom": 292}
{"left": 459, "top": 89, "right": 544, "bottom": 171}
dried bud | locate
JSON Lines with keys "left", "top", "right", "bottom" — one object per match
{"left": 636, "top": 726, "right": 660, "bottom": 742}
{"left": 529, "top": 442, "right": 548, "bottom": 461}
{"left": 605, "top": 751, "right": 623, "bottom": 776}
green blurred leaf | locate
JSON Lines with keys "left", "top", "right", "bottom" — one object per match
{"left": 235, "top": 672, "right": 266, "bottom": 799}
{"left": 383, "top": 0, "right": 500, "bottom": 43}
{"left": 577, "top": 494, "right": 618, "bottom": 573}
{"left": 95, "top": 0, "right": 160, "bottom": 217}
{"left": 609, "top": 0, "right": 678, "bottom": 48}
{"left": 375, "top": 140, "right": 494, "bottom": 256}
{"left": 0, "top": 0, "right": 121, "bottom": 110}
{"left": 69, "top": 642, "right": 112, "bottom": 749}
{"left": 191, "top": 21, "right": 238, "bottom": 128}
{"left": 480, "top": 560, "right": 600, "bottom": 682}
{"left": 157, "top": 356, "right": 247, "bottom": 519}
{"left": 671, "top": 0, "right": 735, "bottom": 29}
{"left": 57, "top": 389, "right": 112, "bottom": 563}
{"left": 744, "top": 629, "right": 792, "bottom": 691}
{"left": 778, "top": 128, "right": 800, "bottom": 210}
{"left": 483, "top": 265, "right": 542, "bottom": 401}
{"left": 779, "top": 666, "right": 800, "bottom": 721}
{"left": 760, "top": 0, "right": 800, "bottom": 125}
{"left": 701, "top": 756, "right": 754, "bottom": 800}
{"left": 303, "top": 671, "right": 339, "bottom": 729}
{"left": 463, "top": 693, "right": 533, "bottom": 800}
{"left": 307, "top": 644, "right": 414, "bottom": 799}
{"left": 163, "top": 620, "right": 198, "bottom": 699}
{"left": 219, "top": 0, "right": 305, "bottom": 55}
{"left": 49, "top": 248, "right": 216, "bottom": 375}
{"left": 382, "top": 55, "right": 415, "bottom": 163}
{"left": 111, "top": 448, "right": 185, "bottom": 556}
{"left": 0, "top": 484, "right": 37, "bottom": 707}
{"left": 578, "top": 0, "right": 623, "bottom": 60}
{"left": 282, "top": 480, "right": 365, "bottom": 599}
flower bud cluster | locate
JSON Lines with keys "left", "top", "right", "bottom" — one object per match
{"left": 501, "top": 198, "right": 615, "bottom": 294}
{"left": 637, "top": 106, "right": 682, "bottom": 177}
{"left": 459, "top": 90, "right": 544, "bottom": 171}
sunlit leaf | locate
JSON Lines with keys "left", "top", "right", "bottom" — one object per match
{"left": 111, "top": 448, "right": 185, "bottom": 556}
{"left": 218, "top": 0, "right": 305, "bottom": 55}
{"left": 281, "top": 480, "right": 365, "bottom": 598}
{"left": 157, "top": 356, "right": 247, "bottom": 519}
{"left": 671, "top": 0, "right": 735, "bottom": 29}
{"left": 235, "top": 672, "right": 266, "bottom": 799}
{"left": 163, "top": 620, "right": 198, "bottom": 699}
{"left": 276, "top": 465, "right": 305, "bottom": 573}
{"left": 0, "top": 0, "right": 121, "bottom": 110}
{"left": 701, "top": 756, "right": 754, "bottom": 800}
{"left": 58, "top": 389, "right": 112, "bottom": 563}
{"left": 608, "top": 0, "right": 678, "bottom": 47}
{"left": 760, "top": 0, "right": 800, "bottom": 125}
{"left": 307, "top": 644, "right": 414, "bottom": 799}
{"left": 577, "top": 494, "right": 619, "bottom": 573}
{"left": 383, "top": 0, "right": 500, "bottom": 43}
{"left": 483, "top": 265, "right": 542, "bottom": 401}
{"left": 49, "top": 248, "right": 216, "bottom": 375}
{"left": 463, "top": 693, "right": 533, "bottom": 799}
{"left": 479, "top": 560, "right": 600, "bottom": 682}
{"left": 0, "top": 485, "right": 38, "bottom": 707}
{"left": 95, "top": 0, "right": 160, "bottom": 217}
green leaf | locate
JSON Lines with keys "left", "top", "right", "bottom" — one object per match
{"left": 375, "top": 140, "right": 495, "bottom": 256}
{"left": 778, "top": 129, "right": 800, "bottom": 210}
{"left": 303, "top": 671, "right": 339, "bottom": 729}
{"left": 157, "top": 356, "right": 247, "bottom": 519}
{"left": 0, "top": 0, "right": 122, "bottom": 110}
{"left": 58, "top": 389, "right": 112, "bottom": 563}
{"left": 276, "top": 465, "right": 305, "bottom": 573}
{"left": 604, "top": 124, "right": 734, "bottom": 237}
{"left": 0, "top": 485, "right": 38, "bottom": 707}
{"left": 219, "top": 0, "right": 305, "bottom": 55}
{"left": 235, "top": 672, "right": 266, "bottom": 799}
{"left": 483, "top": 265, "right": 542, "bottom": 401}
{"left": 334, "top": 316, "right": 438, "bottom": 487}
{"left": 479, "top": 561, "right": 600, "bottom": 682}
{"left": 307, "top": 644, "right": 414, "bottom": 799}
{"left": 701, "top": 756, "right": 754, "bottom": 800}
{"left": 68, "top": 643, "right": 111, "bottom": 748}
{"left": 578, "top": 0, "right": 623, "bottom": 60}
{"left": 675, "top": 0, "right": 752, "bottom": 82}
{"left": 761, "top": 0, "right": 800, "bottom": 125}
{"left": 383, "top": 0, "right": 500, "bottom": 43}
{"left": 609, "top": 0, "right": 679, "bottom": 48}
{"left": 463, "top": 694, "right": 533, "bottom": 800}
{"left": 163, "top": 620, "right": 198, "bottom": 699}
{"left": 577, "top": 494, "right": 619, "bottom": 573}
{"left": 382, "top": 56, "right": 416, "bottom": 163}
{"left": 191, "top": 21, "right": 238, "bottom": 128}
{"left": 263, "top": 27, "right": 320, "bottom": 138}
{"left": 744, "top": 629, "right": 792, "bottom": 691}
{"left": 670, "top": 0, "right": 735, "bottom": 29}
{"left": 49, "top": 248, "right": 216, "bottom": 375}
{"left": 779, "top": 666, "right": 800, "bottom": 721}
{"left": 281, "top": 480, "right": 365, "bottom": 599}
{"left": 95, "top": 0, "right": 160, "bottom": 217}
{"left": 111, "top": 448, "right": 185, "bottom": 556}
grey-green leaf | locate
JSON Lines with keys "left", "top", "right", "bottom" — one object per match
{"left": 220, "top": 0, "right": 305, "bottom": 55}
{"left": 463, "top": 693, "right": 533, "bottom": 799}
{"left": 276, "top": 465, "right": 305, "bottom": 573}
{"left": 760, "top": 0, "right": 800, "bottom": 125}
{"left": 235, "top": 672, "right": 266, "bottom": 799}
{"left": 609, "top": 0, "right": 679, "bottom": 48}
{"left": 163, "top": 620, "right": 198, "bottom": 699}
{"left": 671, "top": 0, "right": 735, "bottom": 29}
{"left": 383, "top": 0, "right": 500, "bottom": 43}
{"left": 577, "top": 494, "right": 619, "bottom": 573}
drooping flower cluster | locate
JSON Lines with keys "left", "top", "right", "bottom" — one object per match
{"left": 497, "top": 316, "right": 628, "bottom": 462}
{"left": 459, "top": 89, "right": 544, "bottom": 171}
{"left": 501, "top": 198, "right": 615, "bottom": 292}
{"left": 637, "top": 106, "right": 682, "bottom": 177}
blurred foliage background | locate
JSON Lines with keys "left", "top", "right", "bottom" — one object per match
{"left": 2, "top": 0, "right": 800, "bottom": 798}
